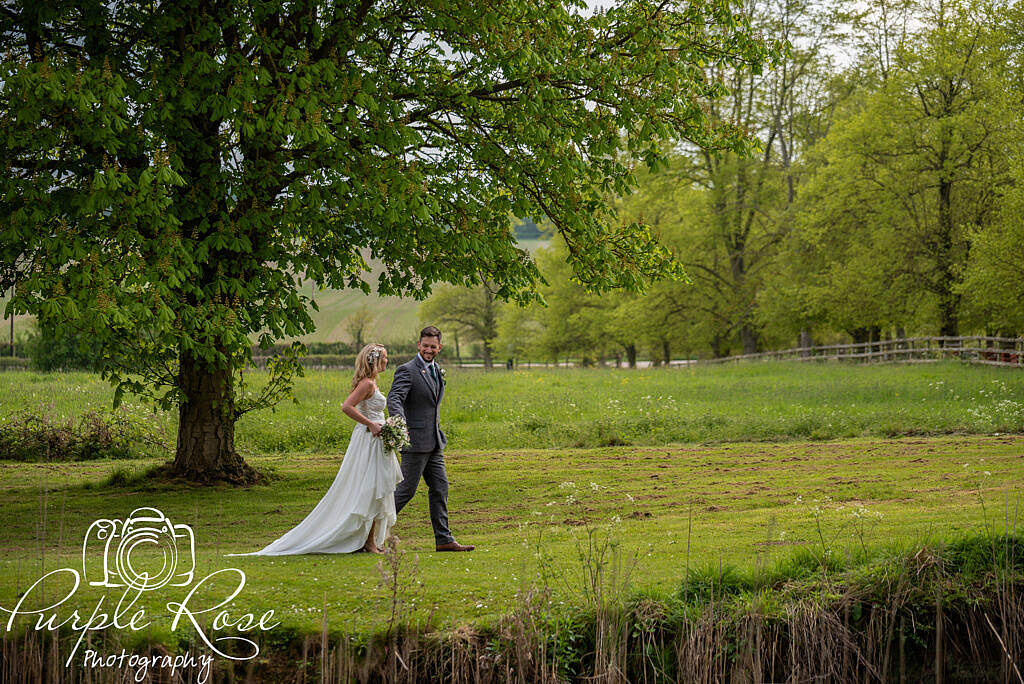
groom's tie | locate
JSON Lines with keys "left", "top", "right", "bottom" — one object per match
{"left": 429, "top": 364, "right": 439, "bottom": 392}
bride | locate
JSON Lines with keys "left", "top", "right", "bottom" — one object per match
{"left": 228, "top": 344, "right": 404, "bottom": 556}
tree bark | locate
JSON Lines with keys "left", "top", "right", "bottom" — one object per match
{"left": 482, "top": 340, "right": 493, "bottom": 369}
{"left": 624, "top": 344, "right": 637, "bottom": 368}
{"left": 935, "top": 144, "right": 960, "bottom": 338}
{"left": 739, "top": 323, "right": 758, "bottom": 355}
{"left": 937, "top": 296, "right": 959, "bottom": 338}
{"left": 661, "top": 339, "right": 671, "bottom": 366}
{"left": 711, "top": 333, "right": 727, "bottom": 359}
{"left": 172, "top": 349, "right": 260, "bottom": 484}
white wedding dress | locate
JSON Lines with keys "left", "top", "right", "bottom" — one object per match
{"left": 227, "top": 388, "right": 403, "bottom": 555}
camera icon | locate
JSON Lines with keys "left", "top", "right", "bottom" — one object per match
{"left": 82, "top": 507, "right": 195, "bottom": 591}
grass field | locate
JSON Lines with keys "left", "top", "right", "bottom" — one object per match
{"left": 0, "top": 434, "right": 1021, "bottom": 642}
{"left": 3, "top": 361, "right": 1022, "bottom": 454}
{"left": 0, "top": 361, "right": 1022, "bottom": 645}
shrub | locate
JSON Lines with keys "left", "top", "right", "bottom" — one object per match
{"left": 0, "top": 356, "right": 28, "bottom": 370}
{"left": 0, "top": 408, "right": 169, "bottom": 461}
{"left": 250, "top": 353, "right": 359, "bottom": 368}
{"left": 21, "top": 318, "right": 105, "bottom": 371}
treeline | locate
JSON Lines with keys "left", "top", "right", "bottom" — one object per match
{"left": 14, "top": 324, "right": 426, "bottom": 372}
{"left": 426, "top": 0, "right": 1024, "bottom": 367}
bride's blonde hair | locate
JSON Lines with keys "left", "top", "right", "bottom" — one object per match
{"left": 351, "top": 343, "right": 386, "bottom": 390}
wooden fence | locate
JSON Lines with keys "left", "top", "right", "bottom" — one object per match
{"left": 6, "top": 336, "right": 1024, "bottom": 372}
{"left": 701, "top": 336, "right": 1024, "bottom": 367}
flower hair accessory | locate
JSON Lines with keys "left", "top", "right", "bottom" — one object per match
{"left": 367, "top": 346, "right": 383, "bottom": 364}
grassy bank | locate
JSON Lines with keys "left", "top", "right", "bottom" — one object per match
{"left": 3, "top": 532, "right": 1022, "bottom": 682}
{"left": 2, "top": 361, "right": 1023, "bottom": 456}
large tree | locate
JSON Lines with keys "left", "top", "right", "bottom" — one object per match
{"left": 1, "top": 0, "right": 779, "bottom": 483}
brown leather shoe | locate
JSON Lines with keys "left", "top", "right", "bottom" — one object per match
{"left": 435, "top": 541, "right": 475, "bottom": 552}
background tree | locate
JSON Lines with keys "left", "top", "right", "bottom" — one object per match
{"left": 0, "top": 1, "right": 780, "bottom": 482}
{"left": 21, "top": 317, "right": 105, "bottom": 371}
{"left": 509, "top": 241, "right": 601, "bottom": 366}
{"left": 494, "top": 300, "right": 544, "bottom": 365}
{"left": 669, "top": 0, "right": 842, "bottom": 355}
{"left": 420, "top": 282, "right": 500, "bottom": 368}
{"left": 759, "top": 118, "right": 925, "bottom": 345}
{"left": 343, "top": 303, "right": 376, "bottom": 349}
{"left": 610, "top": 0, "right": 843, "bottom": 357}
{"left": 776, "top": 0, "right": 1020, "bottom": 341}
{"left": 505, "top": 0, "right": 1024, "bottom": 362}
{"left": 612, "top": 164, "right": 701, "bottom": 361}
{"left": 959, "top": 158, "right": 1024, "bottom": 335}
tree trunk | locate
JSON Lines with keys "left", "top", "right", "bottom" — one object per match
{"left": 624, "top": 344, "right": 637, "bottom": 369}
{"left": 482, "top": 340, "right": 493, "bottom": 369}
{"left": 798, "top": 329, "right": 813, "bottom": 351}
{"left": 935, "top": 157, "right": 960, "bottom": 338}
{"left": 937, "top": 297, "right": 959, "bottom": 338}
{"left": 711, "top": 333, "right": 727, "bottom": 359}
{"left": 661, "top": 338, "right": 671, "bottom": 366}
{"left": 739, "top": 323, "right": 758, "bottom": 355}
{"left": 172, "top": 349, "right": 260, "bottom": 484}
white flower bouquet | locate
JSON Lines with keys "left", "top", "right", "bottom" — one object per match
{"left": 379, "top": 415, "right": 410, "bottom": 454}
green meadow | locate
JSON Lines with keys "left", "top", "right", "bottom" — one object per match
{"left": 0, "top": 361, "right": 1022, "bottom": 642}
{"left": 3, "top": 361, "right": 1022, "bottom": 453}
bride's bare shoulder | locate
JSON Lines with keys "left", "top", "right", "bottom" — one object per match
{"left": 351, "top": 377, "right": 376, "bottom": 399}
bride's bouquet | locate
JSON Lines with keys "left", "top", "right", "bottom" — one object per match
{"left": 379, "top": 415, "right": 410, "bottom": 455}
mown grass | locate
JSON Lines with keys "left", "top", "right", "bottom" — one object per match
{"left": 0, "top": 433, "right": 1021, "bottom": 642}
{"left": 1, "top": 361, "right": 1023, "bottom": 456}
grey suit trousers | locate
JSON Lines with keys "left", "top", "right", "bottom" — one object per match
{"left": 394, "top": 447, "right": 454, "bottom": 546}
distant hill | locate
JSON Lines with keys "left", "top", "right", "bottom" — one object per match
{"left": 297, "top": 237, "right": 549, "bottom": 343}
{"left": 513, "top": 216, "right": 545, "bottom": 240}
{"left": 292, "top": 278, "right": 423, "bottom": 344}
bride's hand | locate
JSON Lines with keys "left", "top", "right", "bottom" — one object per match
{"left": 369, "top": 422, "right": 383, "bottom": 437}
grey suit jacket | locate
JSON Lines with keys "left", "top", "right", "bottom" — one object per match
{"left": 386, "top": 355, "right": 447, "bottom": 452}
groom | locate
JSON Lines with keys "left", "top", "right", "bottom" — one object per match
{"left": 386, "top": 326, "right": 475, "bottom": 552}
